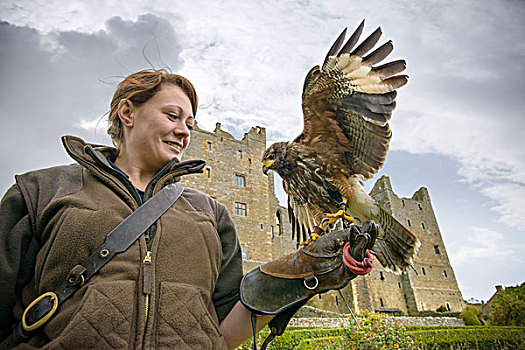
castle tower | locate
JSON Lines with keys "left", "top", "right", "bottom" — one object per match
{"left": 364, "top": 175, "right": 465, "bottom": 314}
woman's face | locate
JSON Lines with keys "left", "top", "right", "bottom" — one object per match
{"left": 124, "top": 84, "right": 194, "bottom": 171}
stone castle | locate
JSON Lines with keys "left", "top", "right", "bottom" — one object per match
{"left": 180, "top": 123, "right": 465, "bottom": 315}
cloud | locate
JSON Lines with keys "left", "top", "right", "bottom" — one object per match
{"left": 0, "top": 15, "right": 185, "bottom": 193}
{"left": 450, "top": 226, "right": 521, "bottom": 265}
{"left": 385, "top": 0, "right": 525, "bottom": 230}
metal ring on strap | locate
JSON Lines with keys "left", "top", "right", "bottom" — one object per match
{"left": 22, "top": 292, "right": 59, "bottom": 332}
{"left": 303, "top": 276, "right": 319, "bottom": 290}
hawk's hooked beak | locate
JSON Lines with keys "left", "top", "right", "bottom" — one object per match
{"left": 262, "top": 159, "right": 275, "bottom": 175}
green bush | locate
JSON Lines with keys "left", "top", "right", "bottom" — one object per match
{"left": 410, "top": 327, "right": 525, "bottom": 349}
{"left": 237, "top": 317, "right": 525, "bottom": 349}
{"left": 328, "top": 312, "right": 415, "bottom": 349}
{"left": 435, "top": 305, "right": 448, "bottom": 312}
{"left": 286, "top": 327, "right": 525, "bottom": 350}
{"left": 488, "top": 283, "right": 525, "bottom": 326}
{"left": 459, "top": 305, "right": 482, "bottom": 325}
{"left": 237, "top": 327, "right": 347, "bottom": 350}
{"left": 295, "top": 335, "right": 343, "bottom": 349}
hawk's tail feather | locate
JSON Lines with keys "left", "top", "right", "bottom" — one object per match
{"left": 289, "top": 196, "right": 319, "bottom": 246}
{"left": 374, "top": 207, "right": 420, "bottom": 274}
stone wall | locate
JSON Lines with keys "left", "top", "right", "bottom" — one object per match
{"left": 289, "top": 316, "right": 465, "bottom": 328}
{"left": 180, "top": 123, "right": 293, "bottom": 264}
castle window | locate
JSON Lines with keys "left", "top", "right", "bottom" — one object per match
{"left": 237, "top": 150, "right": 243, "bottom": 159}
{"left": 276, "top": 211, "right": 282, "bottom": 235}
{"left": 443, "top": 270, "right": 448, "bottom": 278}
{"left": 259, "top": 223, "right": 264, "bottom": 230}
{"left": 418, "top": 203, "right": 423, "bottom": 210}
{"left": 241, "top": 246, "right": 248, "bottom": 260}
{"left": 270, "top": 225, "right": 274, "bottom": 236}
{"left": 380, "top": 272, "right": 385, "bottom": 281}
{"left": 235, "top": 174, "right": 246, "bottom": 187}
{"left": 422, "top": 267, "right": 426, "bottom": 275}
{"left": 422, "top": 222, "right": 426, "bottom": 229}
{"left": 398, "top": 282, "right": 401, "bottom": 288}
{"left": 234, "top": 202, "right": 247, "bottom": 216}
{"left": 248, "top": 158, "right": 252, "bottom": 165}
{"left": 206, "top": 141, "right": 212, "bottom": 151}
{"left": 446, "top": 302, "right": 451, "bottom": 311}
{"left": 434, "top": 245, "right": 441, "bottom": 254}
{"left": 205, "top": 168, "right": 211, "bottom": 178}
{"left": 402, "top": 200, "right": 405, "bottom": 207}
{"left": 407, "top": 219, "right": 411, "bottom": 227}
{"left": 380, "top": 298, "right": 384, "bottom": 307}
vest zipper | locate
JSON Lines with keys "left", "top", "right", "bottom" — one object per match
{"left": 143, "top": 251, "right": 152, "bottom": 336}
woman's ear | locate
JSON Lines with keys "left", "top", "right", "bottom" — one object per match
{"left": 117, "top": 99, "right": 134, "bottom": 128}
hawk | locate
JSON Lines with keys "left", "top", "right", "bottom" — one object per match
{"left": 262, "top": 21, "right": 420, "bottom": 273}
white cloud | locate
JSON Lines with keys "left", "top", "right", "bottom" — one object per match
{"left": 0, "top": 15, "right": 186, "bottom": 194}
{"left": 450, "top": 226, "right": 520, "bottom": 265}
{"left": 482, "top": 184, "right": 525, "bottom": 230}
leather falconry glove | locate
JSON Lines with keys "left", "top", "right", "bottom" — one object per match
{"left": 240, "top": 221, "right": 378, "bottom": 350}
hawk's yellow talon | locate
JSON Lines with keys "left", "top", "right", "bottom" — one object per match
{"left": 301, "top": 198, "right": 353, "bottom": 245}
{"left": 299, "top": 232, "right": 321, "bottom": 246}
{"left": 343, "top": 215, "right": 355, "bottom": 222}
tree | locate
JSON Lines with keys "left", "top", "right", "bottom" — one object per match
{"left": 488, "top": 282, "right": 525, "bottom": 326}
{"left": 460, "top": 305, "right": 482, "bottom": 326}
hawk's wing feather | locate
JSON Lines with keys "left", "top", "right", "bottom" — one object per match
{"left": 374, "top": 207, "right": 421, "bottom": 273}
{"left": 362, "top": 40, "right": 393, "bottom": 65}
{"left": 335, "top": 110, "right": 391, "bottom": 179}
{"left": 337, "top": 20, "right": 364, "bottom": 55}
{"left": 300, "top": 21, "right": 407, "bottom": 178}
{"left": 350, "top": 27, "right": 382, "bottom": 57}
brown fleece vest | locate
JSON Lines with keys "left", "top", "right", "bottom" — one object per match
{"left": 14, "top": 137, "right": 228, "bottom": 349}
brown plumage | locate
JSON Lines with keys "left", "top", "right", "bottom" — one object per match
{"left": 262, "top": 21, "right": 419, "bottom": 274}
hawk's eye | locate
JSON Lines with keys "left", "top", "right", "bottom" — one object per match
{"left": 268, "top": 154, "right": 275, "bottom": 160}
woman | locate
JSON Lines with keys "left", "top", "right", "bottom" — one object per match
{"left": 0, "top": 70, "right": 271, "bottom": 349}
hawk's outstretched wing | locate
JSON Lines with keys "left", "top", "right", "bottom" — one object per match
{"left": 298, "top": 20, "right": 407, "bottom": 178}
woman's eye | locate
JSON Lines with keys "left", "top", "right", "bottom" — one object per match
{"left": 167, "top": 113, "right": 178, "bottom": 120}
{"left": 187, "top": 124, "right": 194, "bottom": 131}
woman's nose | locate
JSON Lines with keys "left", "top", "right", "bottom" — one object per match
{"left": 174, "top": 121, "right": 190, "bottom": 137}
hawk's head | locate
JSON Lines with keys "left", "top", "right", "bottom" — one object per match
{"left": 262, "top": 142, "right": 288, "bottom": 175}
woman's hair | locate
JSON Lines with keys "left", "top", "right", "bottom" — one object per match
{"left": 107, "top": 69, "right": 198, "bottom": 147}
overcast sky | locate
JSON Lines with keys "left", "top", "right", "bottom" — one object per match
{"left": 1, "top": 0, "right": 524, "bottom": 301}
